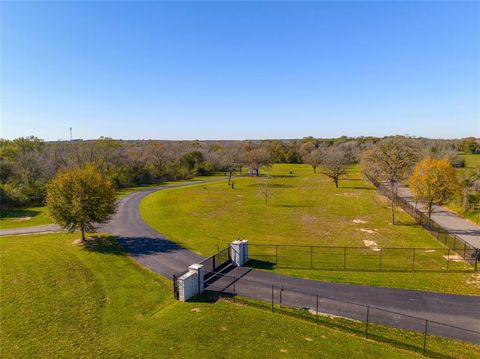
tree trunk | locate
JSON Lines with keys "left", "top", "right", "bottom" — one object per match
{"left": 81, "top": 225, "right": 86, "bottom": 242}
{"left": 313, "top": 166, "right": 316, "bottom": 173}
{"left": 228, "top": 168, "right": 232, "bottom": 186}
{"left": 334, "top": 178, "right": 339, "bottom": 188}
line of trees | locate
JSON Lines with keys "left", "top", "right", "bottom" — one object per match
{"left": 1, "top": 135, "right": 478, "bottom": 213}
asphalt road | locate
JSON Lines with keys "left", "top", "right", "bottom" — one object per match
{"left": 3, "top": 178, "right": 480, "bottom": 344}
{"left": 396, "top": 185, "right": 480, "bottom": 249}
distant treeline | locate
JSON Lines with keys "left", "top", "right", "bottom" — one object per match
{"left": 0, "top": 135, "right": 477, "bottom": 209}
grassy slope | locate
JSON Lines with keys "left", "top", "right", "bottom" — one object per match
{"left": 1, "top": 233, "right": 461, "bottom": 359}
{"left": 0, "top": 174, "right": 225, "bottom": 229}
{"left": 140, "top": 164, "right": 480, "bottom": 295}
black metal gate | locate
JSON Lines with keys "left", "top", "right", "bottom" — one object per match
{"left": 200, "top": 246, "right": 232, "bottom": 281}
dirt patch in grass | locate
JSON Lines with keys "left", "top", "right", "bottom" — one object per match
{"left": 443, "top": 254, "right": 465, "bottom": 262}
{"left": 467, "top": 274, "right": 480, "bottom": 287}
{"left": 352, "top": 219, "right": 368, "bottom": 224}
{"left": 335, "top": 192, "right": 359, "bottom": 197}
{"left": 363, "top": 240, "right": 381, "bottom": 252}
{"left": 357, "top": 228, "right": 377, "bottom": 234}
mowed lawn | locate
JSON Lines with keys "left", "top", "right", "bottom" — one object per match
{"left": 141, "top": 164, "right": 480, "bottom": 295}
{"left": 0, "top": 206, "right": 52, "bottom": 229}
{"left": 463, "top": 153, "right": 480, "bottom": 169}
{"left": 0, "top": 174, "right": 225, "bottom": 230}
{"left": 0, "top": 233, "right": 460, "bottom": 359}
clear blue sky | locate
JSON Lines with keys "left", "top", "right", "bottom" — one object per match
{"left": 1, "top": 1, "right": 479, "bottom": 140}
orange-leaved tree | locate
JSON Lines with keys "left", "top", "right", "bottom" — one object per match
{"left": 409, "top": 158, "right": 458, "bottom": 225}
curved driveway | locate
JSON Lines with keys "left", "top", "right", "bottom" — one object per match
{"left": 3, "top": 178, "right": 480, "bottom": 344}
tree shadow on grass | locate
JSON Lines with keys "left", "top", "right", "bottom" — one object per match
{"left": 275, "top": 203, "right": 312, "bottom": 208}
{"left": 245, "top": 183, "right": 293, "bottom": 189}
{"left": 81, "top": 236, "right": 126, "bottom": 255}
{"left": 339, "top": 184, "right": 375, "bottom": 190}
{"left": 245, "top": 259, "right": 276, "bottom": 270}
{"left": 270, "top": 174, "right": 299, "bottom": 178}
{"left": 0, "top": 208, "right": 42, "bottom": 219}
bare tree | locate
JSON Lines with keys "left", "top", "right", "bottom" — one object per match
{"left": 362, "top": 137, "right": 418, "bottom": 224}
{"left": 242, "top": 147, "right": 272, "bottom": 177}
{"left": 321, "top": 147, "right": 349, "bottom": 188}
{"left": 257, "top": 176, "right": 274, "bottom": 206}
{"left": 304, "top": 145, "right": 327, "bottom": 173}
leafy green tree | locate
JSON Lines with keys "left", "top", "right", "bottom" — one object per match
{"left": 46, "top": 165, "right": 117, "bottom": 242}
{"left": 462, "top": 137, "right": 479, "bottom": 154}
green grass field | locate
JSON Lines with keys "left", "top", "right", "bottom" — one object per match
{"left": 447, "top": 154, "right": 480, "bottom": 224}
{"left": 4, "top": 233, "right": 475, "bottom": 358}
{"left": 0, "top": 206, "right": 52, "bottom": 229}
{"left": 462, "top": 153, "right": 480, "bottom": 169}
{"left": 0, "top": 174, "right": 225, "bottom": 230}
{"left": 140, "top": 164, "right": 480, "bottom": 295}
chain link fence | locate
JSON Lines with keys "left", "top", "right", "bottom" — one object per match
{"left": 247, "top": 243, "right": 478, "bottom": 272}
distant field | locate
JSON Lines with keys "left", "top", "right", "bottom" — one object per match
{"left": 462, "top": 153, "right": 480, "bottom": 169}
{"left": 4, "top": 233, "right": 472, "bottom": 358}
{"left": 141, "top": 164, "right": 480, "bottom": 295}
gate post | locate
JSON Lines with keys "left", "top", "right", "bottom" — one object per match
{"left": 231, "top": 240, "right": 249, "bottom": 266}
{"left": 189, "top": 263, "right": 205, "bottom": 294}
{"left": 176, "top": 263, "right": 205, "bottom": 301}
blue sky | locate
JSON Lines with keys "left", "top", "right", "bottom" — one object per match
{"left": 1, "top": 1, "right": 479, "bottom": 140}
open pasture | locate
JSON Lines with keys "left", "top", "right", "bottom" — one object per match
{"left": 141, "top": 164, "right": 480, "bottom": 294}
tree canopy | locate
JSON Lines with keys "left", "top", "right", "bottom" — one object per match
{"left": 409, "top": 158, "right": 459, "bottom": 223}
{"left": 46, "top": 165, "right": 117, "bottom": 241}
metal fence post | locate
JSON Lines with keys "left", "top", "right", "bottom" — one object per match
{"left": 475, "top": 249, "right": 478, "bottom": 272}
{"left": 280, "top": 286, "right": 283, "bottom": 306}
{"left": 423, "top": 320, "right": 428, "bottom": 354}
{"left": 316, "top": 295, "right": 319, "bottom": 324}
{"left": 412, "top": 248, "right": 416, "bottom": 271}
{"left": 365, "top": 306, "right": 370, "bottom": 338}
{"left": 447, "top": 249, "right": 450, "bottom": 271}
{"left": 379, "top": 248, "right": 383, "bottom": 270}
{"left": 310, "top": 246, "right": 313, "bottom": 269}
{"left": 271, "top": 286, "right": 274, "bottom": 312}
{"left": 172, "top": 274, "right": 177, "bottom": 300}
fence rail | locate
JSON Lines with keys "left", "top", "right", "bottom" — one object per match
{"left": 248, "top": 243, "right": 478, "bottom": 272}
{"left": 265, "top": 285, "right": 480, "bottom": 353}
{"left": 198, "top": 274, "right": 480, "bottom": 356}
